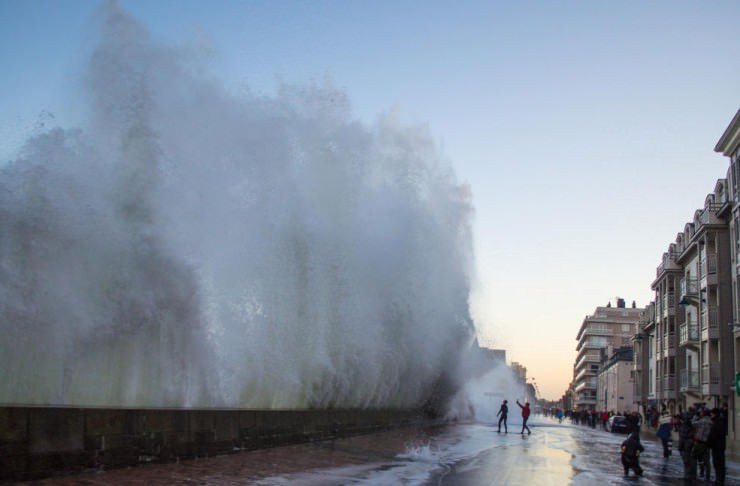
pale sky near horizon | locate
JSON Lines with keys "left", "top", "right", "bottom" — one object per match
{"left": 2, "top": 0, "right": 739, "bottom": 401}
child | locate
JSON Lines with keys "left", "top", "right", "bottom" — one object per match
{"left": 621, "top": 430, "right": 645, "bottom": 476}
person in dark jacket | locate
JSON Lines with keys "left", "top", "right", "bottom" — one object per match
{"left": 693, "top": 408, "right": 713, "bottom": 481}
{"left": 621, "top": 430, "right": 644, "bottom": 476}
{"left": 496, "top": 399, "right": 508, "bottom": 433}
{"left": 707, "top": 407, "right": 727, "bottom": 485}
{"left": 656, "top": 411, "right": 673, "bottom": 457}
{"left": 516, "top": 400, "right": 531, "bottom": 435}
{"left": 676, "top": 410, "right": 696, "bottom": 479}
{"left": 626, "top": 411, "right": 641, "bottom": 434}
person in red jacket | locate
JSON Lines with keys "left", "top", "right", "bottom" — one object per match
{"left": 516, "top": 399, "right": 531, "bottom": 435}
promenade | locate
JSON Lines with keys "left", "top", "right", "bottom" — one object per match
{"left": 27, "top": 416, "right": 740, "bottom": 485}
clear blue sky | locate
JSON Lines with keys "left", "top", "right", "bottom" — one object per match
{"left": 2, "top": 0, "right": 738, "bottom": 400}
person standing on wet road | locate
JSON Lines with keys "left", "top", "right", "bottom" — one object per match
{"left": 692, "top": 407, "right": 713, "bottom": 481}
{"left": 516, "top": 399, "right": 531, "bottom": 435}
{"left": 656, "top": 411, "right": 673, "bottom": 457}
{"left": 496, "top": 399, "right": 508, "bottom": 433}
{"left": 708, "top": 407, "right": 727, "bottom": 485}
{"left": 677, "top": 409, "right": 696, "bottom": 479}
{"left": 621, "top": 430, "right": 645, "bottom": 476}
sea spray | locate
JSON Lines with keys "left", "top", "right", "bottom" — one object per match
{"left": 0, "top": 2, "right": 476, "bottom": 409}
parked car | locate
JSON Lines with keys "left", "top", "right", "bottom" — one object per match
{"left": 607, "top": 415, "right": 631, "bottom": 433}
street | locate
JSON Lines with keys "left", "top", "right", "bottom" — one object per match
{"left": 28, "top": 416, "right": 739, "bottom": 485}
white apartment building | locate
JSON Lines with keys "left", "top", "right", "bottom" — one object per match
{"left": 596, "top": 346, "right": 635, "bottom": 414}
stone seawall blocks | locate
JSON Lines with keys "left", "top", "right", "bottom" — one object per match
{"left": 0, "top": 407, "right": 427, "bottom": 481}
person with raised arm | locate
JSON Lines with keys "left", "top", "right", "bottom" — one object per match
{"left": 516, "top": 399, "right": 531, "bottom": 435}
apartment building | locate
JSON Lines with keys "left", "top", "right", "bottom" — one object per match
{"left": 649, "top": 185, "right": 734, "bottom": 417}
{"left": 715, "top": 108, "right": 740, "bottom": 444}
{"left": 650, "top": 241, "right": 682, "bottom": 412}
{"left": 574, "top": 298, "right": 643, "bottom": 410}
{"left": 596, "top": 346, "right": 634, "bottom": 414}
{"left": 632, "top": 302, "right": 654, "bottom": 413}
{"left": 628, "top": 108, "right": 739, "bottom": 443}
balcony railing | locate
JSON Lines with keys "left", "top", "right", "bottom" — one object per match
{"left": 661, "top": 292, "right": 675, "bottom": 317}
{"left": 699, "top": 203, "right": 723, "bottom": 225}
{"left": 702, "top": 306, "right": 718, "bottom": 331}
{"left": 662, "top": 373, "right": 676, "bottom": 393}
{"left": 701, "top": 364, "right": 720, "bottom": 385}
{"left": 576, "top": 353, "right": 600, "bottom": 369}
{"left": 680, "top": 369, "right": 700, "bottom": 392}
{"left": 706, "top": 254, "right": 717, "bottom": 275}
{"left": 587, "top": 327, "right": 615, "bottom": 336}
{"left": 633, "top": 381, "right": 642, "bottom": 401}
{"left": 680, "top": 322, "right": 699, "bottom": 344}
{"left": 680, "top": 277, "right": 699, "bottom": 299}
{"left": 656, "top": 252, "right": 680, "bottom": 277}
{"left": 662, "top": 332, "right": 676, "bottom": 351}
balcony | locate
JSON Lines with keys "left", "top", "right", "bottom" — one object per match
{"left": 680, "top": 369, "right": 700, "bottom": 393}
{"left": 656, "top": 251, "right": 680, "bottom": 277}
{"left": 662, "top": 292, "right": 676, "bottom": 318}
{"left": 662, "top": 373, "right": 676, "bottom": 394}
{"left": 575, "top": 353, "right": 600, "bottom": 369}
{"left": 701, "top": 364, "right": 720, "bottom": 383}
{"left": 701, "top": 306, "right": 719, "bottom": 339}
{"left": 575, "top": 396, "right": 597, "bottom": 406}
{"left": 701, "top": 364, "right": 721, "bottom": 395}
{"left": 587, "top": 327, "right": 615, "bottom": 336}
{"left": 574, "top": 377, "right": 598, "bottom": 393}
{"left": 698, "top": 203, "right": 724, "bottom": 226}
{"left": 680, "top": 277, "right": 700, "bottom": 305}
{"left": 575, "top": 366, "right": 598, "bottom": 382}
{"left": 700, "top": 254, "right": 718, "bottom": 286}
{"left": 661, "top": 332, "right": 676, "bottom": 356}
{"left": 679, "top": 321, "right": 699, "bottom": 345}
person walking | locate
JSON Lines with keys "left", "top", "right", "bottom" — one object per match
{"left": 516, "top": 399, "right": 531, "bottom": 435}
{"left": 707, "top": 407, "right": 727, "bottom": 485}
{"left": 692, "top": 408, "right": 713, "bottom": 482}
{"left": 496, "top": 399, "right": 508, "bottom": 433}
{"left": 620, "top": 430, "right": 645, "bottom": 476}
{"left": 656, "top": 411, "right": 673, "bottom": 458}
{"left": 677, "top": 409, "right": 696, "bottom": 479}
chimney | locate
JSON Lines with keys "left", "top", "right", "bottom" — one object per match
{"left": 617, "top": 298, "right": 625, "bottom": 308}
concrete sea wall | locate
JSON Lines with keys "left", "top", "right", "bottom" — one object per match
{"left": 0, "top": 406, "right": 428, "bottom": 482}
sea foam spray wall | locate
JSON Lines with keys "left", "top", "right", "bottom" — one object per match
{"left": 0, "top": 3, "right": 477, "bottom": 410}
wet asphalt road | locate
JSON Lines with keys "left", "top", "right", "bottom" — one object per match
{"left": 24, "top": 417, "right": 740, "bottom": 485}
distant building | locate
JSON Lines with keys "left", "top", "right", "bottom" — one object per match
{"left": 464, "top": 340, "right": 507, "bottom": 378}
{"left": 596, "top": 346, "right": 634, "bottom": 413}
{"left": 510, "top": 362, "right": 526, "bottom": 383}
{"left": 574, "top": 298, "right": 643, "bottom": 411}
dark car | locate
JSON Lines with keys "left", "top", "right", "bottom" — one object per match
{"left": 607, "top": 415, "right": 631, "bottom": 433}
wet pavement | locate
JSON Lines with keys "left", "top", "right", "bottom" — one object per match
{"left": 23, "top": 416, "right": 740, "bottom": 485}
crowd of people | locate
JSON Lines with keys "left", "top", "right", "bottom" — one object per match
{"left": 539, "top": 403, "right": 729, "bottom": 483}
{"left": 506, "top": 400, "right": 729, "bottom": 485}
{"left": 675, "top": 405, "right": 728, "bottom": 484}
